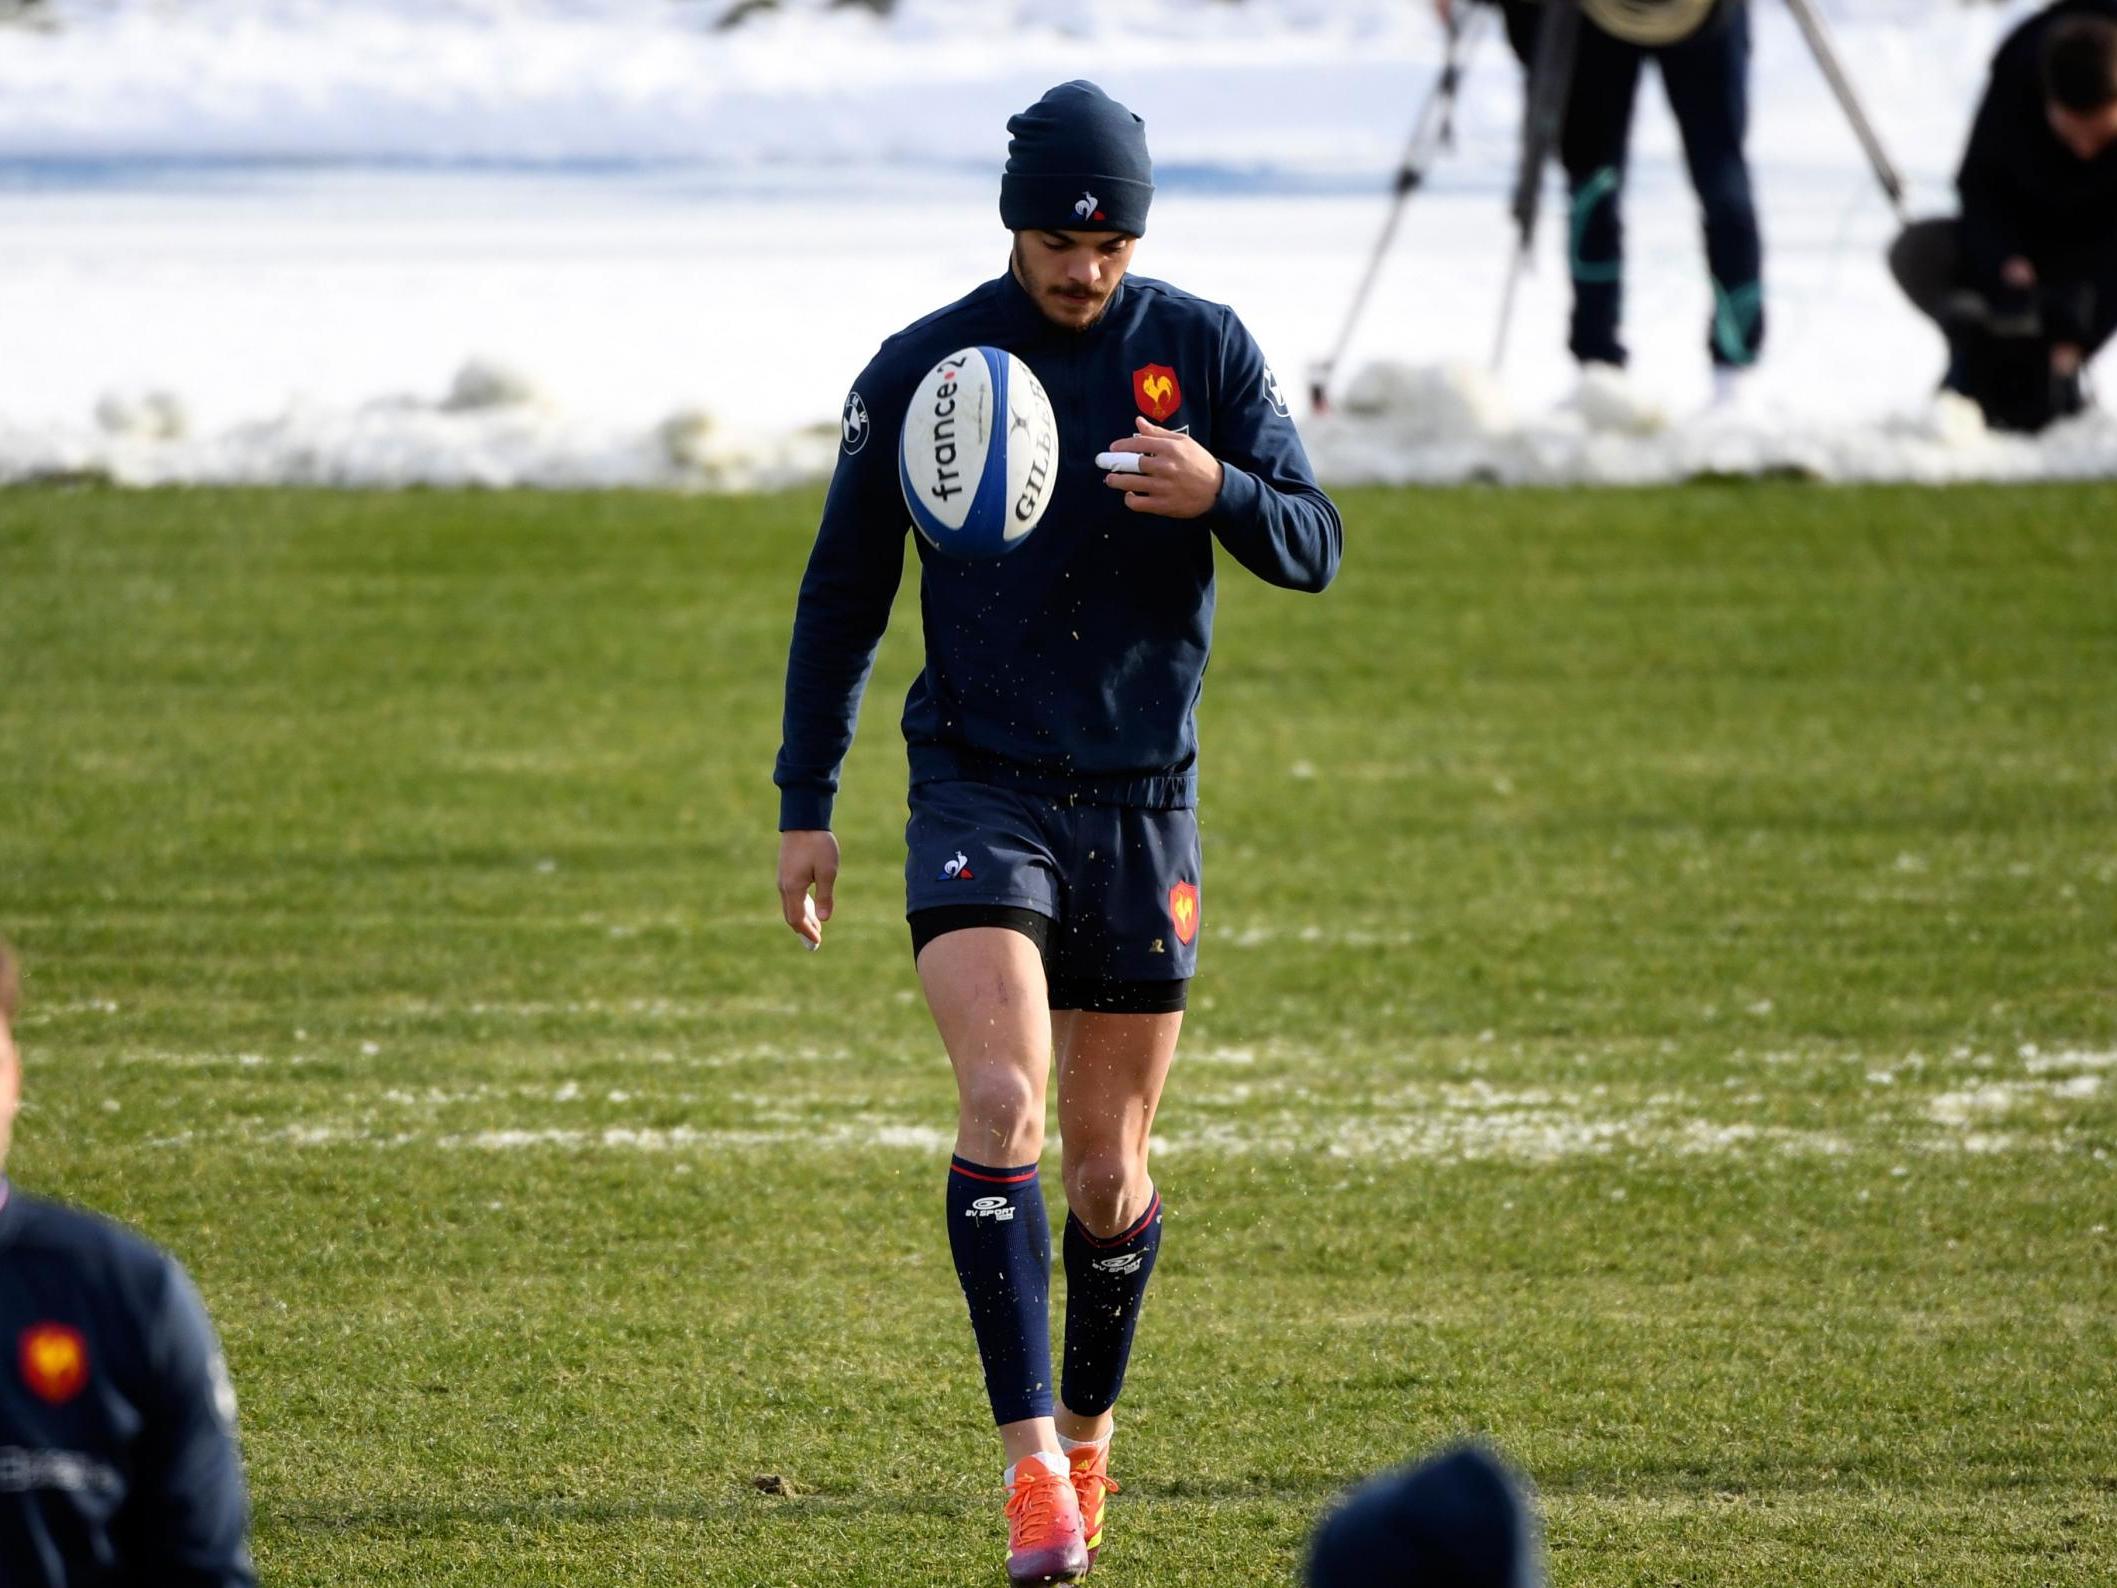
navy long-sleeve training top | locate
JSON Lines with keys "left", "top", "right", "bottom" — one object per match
{"left": 0, "top": 1181, "right": 254, "bottom": 1588}
{"left": 774, "top": 268, "right": 1343, "bottom": 832}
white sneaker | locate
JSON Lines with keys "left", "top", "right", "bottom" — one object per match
{"left": 1566, "top": 362, "right": 1668, "bottom": 436}
{"left": 1709, "top": 365, "right": 1758, "bottom": 412}
{"left": 1895, "top": 388, "right": 1988, "bottom": 447}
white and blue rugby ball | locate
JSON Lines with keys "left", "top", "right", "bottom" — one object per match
{"left": 899, "top": 346, "right": 1058, "bottom": 559}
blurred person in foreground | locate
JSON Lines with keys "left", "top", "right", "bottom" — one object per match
{"left": 1890, "top": 0, "right": 2117, "bottom": 431}
{"left": 1439, "top": 0, "right": 1768, "bottom": 407}
{"left": 1306, "top": 1443, "right": 1547, "bottom": 1588}
{"left": 0, "top": 941, "right": 255, "bottom": 1587}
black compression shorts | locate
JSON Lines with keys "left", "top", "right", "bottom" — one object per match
{"left": 908, "top": 905, "right": 1189, "bottom": 1015}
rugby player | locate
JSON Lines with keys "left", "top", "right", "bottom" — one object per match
{"left": 0, "top": 941, "right": 255, "bottom": 1586}
{"left": 774, "top": 81, "right": 1342, "bottom": 1584}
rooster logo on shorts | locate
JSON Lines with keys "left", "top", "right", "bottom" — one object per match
{"left": 1167, "top": 882, "right": 1200, "bottom": 946}
{"left": 940, "top": 851, "right": 975, "bottom": 882}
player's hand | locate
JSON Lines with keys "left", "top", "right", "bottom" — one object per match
{"left": 2001, "top": 256, "right": 2037, "bottom": 289}
{"left": 777, "top": 829, "right": 839, "bottom": 949}
{"left": 1102, "top": 417, "right": 1224, "bottom": 520}
{"left": 2052, "top": 342, "right": 2084, "bottom": 377}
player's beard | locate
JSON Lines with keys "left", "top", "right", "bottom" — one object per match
{"left": 1011, "top": 239, "right": 1117, "bottom": 332}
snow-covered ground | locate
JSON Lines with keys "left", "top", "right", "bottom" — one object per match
{"left": 2, "top": 0, "right": 2110, "bottom": 488}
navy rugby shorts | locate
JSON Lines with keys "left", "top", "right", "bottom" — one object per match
{"left": 905, "top": 780, "right": 1201, "bottom": 1014}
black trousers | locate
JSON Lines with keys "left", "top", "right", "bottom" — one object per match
{"left": 1889, "top": 218, "right": 2117, "bottom": 355}
{"left": 1500, "top": 0, "right": 1765, "bottom": 369}
{"left": 1889, "top": 217, "right": 2113, "bottom": 430}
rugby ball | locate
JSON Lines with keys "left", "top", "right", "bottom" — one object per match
{"left": 899, "top": 347, "right": 1058, "bottom": 558}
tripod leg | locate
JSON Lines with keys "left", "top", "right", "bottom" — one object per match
{"left": 1309, "top": 8, "right": 1489, "bottom": 411}
{"left": 1494, "top": 0, "right": 1582, "bottom": 371}
{"left": 1780, "top": 0, "right": 1907, "bottom": 221}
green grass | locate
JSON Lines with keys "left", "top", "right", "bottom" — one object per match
{"left": 2, "top": 481, "right": 2113, "bottom": 1586}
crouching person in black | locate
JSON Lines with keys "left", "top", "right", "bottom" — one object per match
{"left": 1891, "top": 1, "right": 2117, "bottom": 431}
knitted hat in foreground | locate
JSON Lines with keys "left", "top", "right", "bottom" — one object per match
{"left": 1305, "top": 1445, "right": 1546, "bottom": 1588}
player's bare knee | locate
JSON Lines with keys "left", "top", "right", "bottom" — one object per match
{"left": 1061, "top": 1145, "right": 1146, "bottom": 1234}
{"left": 957, "top": 1067, "right": 1045, "bottom": 1159}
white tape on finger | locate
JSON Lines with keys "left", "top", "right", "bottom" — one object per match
{"left": 1096, "top": 451, "right": 1144, "bottom": 474}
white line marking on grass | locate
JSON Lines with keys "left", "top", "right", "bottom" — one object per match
{"left": 263, "top": 1124, "right": 412, "bottom": 1147}
{"left": 20, "top": 1000, "right": 122, "bottom": 1021}
{"left": 146, "top": 1102, "right": 2083, "bottom": 1163}
{"left": 2022, "top": 1048, "right": 2117, "bottom": 1075}
{"left": 448, "top": 998, "right": 802, "bottom": 1020}
{"left": 1222, "top": 923, "right": 1421, "bottom": 948}
{"left": 381, "top": 1087, "right": 490, "bottom": 1107}
{"left": 437, "top": 1121, "right": 958, "bottom": 1154}
{"left": 1930, "top": 1085, "right": 2025, "bottom": 1123}
{"left": 1929, "top": 1076, "right": 2104, "bottom": 1125}
{"left": 123, "top": 1038, "right": 2113, "bottom": 1165}
{"left": 110, "top": 1050, "right": 288, "bottom": 1069}
{"left": 1146, "top": 1111, "right": 1854, "bottom": 1165}
{"left": 451, "top": 1128, "right": 584, "bottom": 1149}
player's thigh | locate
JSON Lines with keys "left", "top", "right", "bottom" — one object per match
{"left": 919, "top": 922, "right": 1056, "bottom": 1082}
{"left": 906, "top": 779, "right": 1063, "bottom": 1084}
{"left": 1055, "top": 1009, "right": 1184, "bottom": 1159}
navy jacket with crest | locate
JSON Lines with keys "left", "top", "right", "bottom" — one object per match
{"left": 0, "top": 1182, "right": 253, "bottom": 1587}
{"left": 774, "top": 268, "right": 1343, "bottom": 831}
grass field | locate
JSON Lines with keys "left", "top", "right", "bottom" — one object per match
{"left": 2, "top": 481, "right": 2113, "bottom": 1586}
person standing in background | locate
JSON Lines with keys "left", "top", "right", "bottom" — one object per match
{"left": 1441, "top": 0, "right": 1767, "bottom": 405}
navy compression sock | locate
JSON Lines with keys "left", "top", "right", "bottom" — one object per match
{"left": 1060, "top": 1188, "right": 1163, "bottom": 1417}
{"left": 947, "top": 1156, "right": 1055, "bottom": 1425}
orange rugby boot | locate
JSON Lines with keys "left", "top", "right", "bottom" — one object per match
{"left": 1004, "top": 1455, "right": 1089, "bottom": 1585}
{"left": 1067, "top": 1441, "right": 1121, "bottom": 1570}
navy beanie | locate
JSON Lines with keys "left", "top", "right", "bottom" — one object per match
{"left": 1000, "top": 80, "right": 1153, "bottom": 236}
{"left": 1304, "top": 1445, "right": 1546, "bottom": 1588}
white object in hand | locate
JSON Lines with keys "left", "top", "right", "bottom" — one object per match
{"left": 1096, "top": 450, "right": 1144, "bottom": 474}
